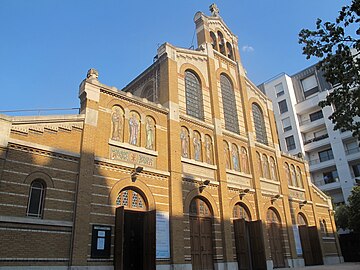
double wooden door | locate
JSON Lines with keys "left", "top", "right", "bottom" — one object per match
{"left": 267, "top": 223, "right": 285, "bottom": 268}
{"left": 114, "top": 207, "right": 155, "bottom": 270}
{"left": 299, "top": 225, "right": 323, "bottom": 266}
{"left": 190, "top": 216, "right": 214, "bottom": 270}
{"left": 234, "top": 219, "right": 266, "bottom": 270}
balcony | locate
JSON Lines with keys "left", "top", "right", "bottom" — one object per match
{"left": 303, "top": 134, "right": 330, "bottom": 151}
{"left": 309, "top": 157, "right": 335, "bottom": 172}
{"left": 318, "top": 181, "right": 341, "bottom": 192}
{"left": 346, "top": 147, "right": 360, "bottom": 162}
{"left": 299, "top": 117, "right": 326, "bottom": 133}
{"left": 295, "top": 94, "right": 321, "bottom": 114}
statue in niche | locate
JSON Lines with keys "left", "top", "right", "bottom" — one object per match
{"left": 111, "top": 107, "right": 123, "bottom": 141}
{"left": 240, "top": 148, "right": 249, "bottom": 173}
{"left": 263, "top": 158, "right": 270, "bottom": 179}
{"left": 180, "top": 128, "right": 189, "bottom": 158}
{"left": 224, "top": 142, "right": 230, "bottom": 169}
{"left": 193, "top": 133, "right": 201, "bottom": 161}
{"left": 129, "top": 113, "right": 139, "bottom": 145}
{"left": 145, "top": 117, "right": 155, "bottom": 150}
{"left": 232, "top": 146, "right": 240, "bottom": 171}
{"left": 270, "top": 159, "right": 277, "bottom": 180}
{"left": 205, "top": 136, "right": 212, "bottom": 164}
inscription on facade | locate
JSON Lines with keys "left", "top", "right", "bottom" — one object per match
{"left": 110, "top": 146, "right": 156, "bottom": 167}
{"left": 288, "top": 189, "right": 305, "bottom": 200}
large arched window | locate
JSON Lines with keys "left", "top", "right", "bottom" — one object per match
{"left": 252, "top": 103, "right": 268, "bottom": 145}
{"left": 220, "top": 74, "right": 239, "bottom": 134}
{"left": 185, "top": 70, "right": 204, "bottom": 120}
{"left": 27, "top": 180, "right": 46, "bottom": 218}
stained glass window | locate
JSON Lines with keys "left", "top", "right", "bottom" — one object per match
{"left": 252, "top": 103, "right": 268, "bottom": 145}
{"left": 116, "top": 189, "right": 146, "bottom": 210}
{"left": 185, "top": 71, "right": 204, "bottom": 120}
{"left": 220, "top": 74, "right": 239, "bottom": 134}
{"left": 233, "top": 203, "right": 251, "bottom": 221}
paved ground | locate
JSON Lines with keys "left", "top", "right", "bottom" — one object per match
{"left": 282, "top": 262, "right": 360, "bottom": 270}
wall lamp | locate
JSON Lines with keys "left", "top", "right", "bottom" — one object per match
{"left": 199, "top": 180, "right": 210, "bottom": 193}
{"left": 131, "top": 166, "right": 143, "bottom": 182}
{"left": 299, "top": 200, "right": 308, "bottom": 209}
{"left": 271, "top": 194, "right": 281, "bottom": 203}
{"left": 239, "top": 188, "right": 250, "bottom": 200}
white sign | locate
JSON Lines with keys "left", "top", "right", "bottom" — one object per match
{"left": 156, "top": 211, "right": 170, "bottom": 259}
{"left": 293, "top": 225, "right": 303, "bottom": 255}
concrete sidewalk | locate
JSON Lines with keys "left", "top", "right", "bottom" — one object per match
{"left": 282, "top": 262, "right": 360, "bottom": 270}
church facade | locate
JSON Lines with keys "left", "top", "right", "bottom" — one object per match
{"left": 0, "top": 6, "right": 342, "bottom": 270}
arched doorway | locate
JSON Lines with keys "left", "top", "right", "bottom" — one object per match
{"left": 233, "top": 203, "right": 266, "bottom": 270}
{"left": 114, "top": 189, "right": 155, "bottom": 270}
{"left": 298, "top": 213, "right": 323, "bottom": 266}
{"left": 189, "top": 197, "right": 214, "bottom": 270}
{"left": 266, "top": 208, "right": 285, "bottom": 268}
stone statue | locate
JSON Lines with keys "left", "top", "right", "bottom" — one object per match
{"left": 145, "top": 117, "right": 155, "bottom": 150}
{"left": 232, "top": 146, "right": 240, "bottom": 171}
{"left": 129, "top": 113, "right": 139, "bottom": 145}
{"left": 180, "top": 128, "right": 189, "bottom": 158}
{"left": 111, "top": 107, "right": 123, "bottom": 141}
{"left": 193, "top": 133, "right": 201, "bottom": 161}
{"left": 205, "top": 136, "right": 212, "bottom": 164}
{"left": 87, "top": 68, "right": 99, "bottom": 80}
{"left": 209, "top": 3, "right": 220, "bottom": 17}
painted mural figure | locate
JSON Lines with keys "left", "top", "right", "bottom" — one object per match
{"left": 129, "top": 113, "right": 139, "bottom": 145}
{"left": 145, "top": 117, "right": 155, "bottom": 150}
{"left": 224, "top": 142, "right": 230, "bottom": 169}
{"left": 180, "top": 128, "right": 189, "bottom": 158}
{"left": 232, "top": 146, "right": 240, "bottom": 171}
{"left": 111, "top": 107, "right": 122, "bottom": 141}
{"left": 240, "top": 148, "right": 249, "bottom": 173}
{"left": 205, "top": 136, "right": 212, "bottom": 164}
{"left": 193, "top": 134, "right": 201, "bottom": 161}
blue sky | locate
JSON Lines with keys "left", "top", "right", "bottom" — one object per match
{"left": 0, "top": 0, "right": 345, "bottom": 113}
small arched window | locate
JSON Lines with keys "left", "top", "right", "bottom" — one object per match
{"left": 285, "top": 163, "right": 291, "bottom": 186}
{"left": 233, "top": 203, "right": 251, "bottom": 221}
{"left": 185, "top": 70, "right": 204, "bottom": 120}
{"left": 221, "top": 74, "right": 239, "bottom": 134}
{"left": 297, "top": 213, "right": 308, "bottom": 226}
{"left": 190, "top": 197, "right": 212, "bottom": 217}
{"left": 27, "top": 180, "right": 46, "bottom": 218}
{"left": 116, "top": 189, "right": 147, "bottom": 211}
{"left": 210, "top": 31, "right": 217, "bottom": 50}
{"left": 141, "top": 85, "right": 154, "bottom": 102}
{"left": 218, "top": 31, "right": 226, "bottom": 55}
{"left": 252, "top": 103, "right": 268, "bottom": 145}
{"left": 226, "top": 42, "right": 234, "bottom": 60}
{"left": 267, "top": 208, "right": 281, "bottom": 224}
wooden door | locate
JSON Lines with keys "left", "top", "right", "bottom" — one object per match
{"left": 308, "top": 226, "right": 324, "bottom": 265}
{"left": 234, "top": 219, "right": 251, "bottom": 270}
{"left": 268, "top": 223, "right": 285, "bottom": 268}
{"left": 114, "top": 206, "right": 124, "bottom": 270}
{"left": 190, "top": 216, "right": 214, "bottom": 270}
{"left": 248, "top": 220, "right": 266, "bottom": 270}
{"left": 144, "top": 210, "right": 156, "bottom": 270}
{"left": 298, "top": 225, "right": 313, "bottom": 266}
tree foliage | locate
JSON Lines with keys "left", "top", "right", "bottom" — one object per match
{"left": 335, "top": 204, "right": 349, "bottom": 230}
{"left": 299, "top": 0, "right": 360, "bottom": 139}
{"left": 348, "top": 186, "right": 360, "bottom": 232}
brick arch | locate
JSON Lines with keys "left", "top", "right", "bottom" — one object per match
{"left": 262, "top": 200, "right": 286, "bottom": 225}
{"left": 215, "top": 68, "right": 238, "bottom": 89}
{"left": 184, "top": 187, "right": 219, "bottom": 218}
{"left": 229, "top": 193, "right": 255, "bottom": 221}
{"left": 248, "top": 98, "right": 268, "bottom": 117}
{"left": 24, "top": 171, "right": 54, "bottom": 188}
{"left": 108, "top": 177, "right": 156, "bottom": 212}
{"left": 179, "top": 63, "right": 207, "bottom": 88}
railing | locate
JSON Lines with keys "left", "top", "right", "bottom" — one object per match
{"left": 304, "top": 134, "right": 329, "bottom": 145}
{"left": 309, "top": 156, "right": 334, "bottom": 165}
{"left": 0, "top": 108, "right": 80, "bottom": 116}
{"left": 345, "top": 148, "right": 360, "bottom": 155}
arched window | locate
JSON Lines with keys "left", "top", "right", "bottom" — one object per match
{"left": 27, "top": 180, "right": 46, "bottom": 218}
{"left": 297, "top": 213, "right": 307, "bottom": 226}
{"left": 233, "top": 203, "right": 251, "bottom": 221}
{"left": 210, "top": 31, "right": 217, "bottom": 50}
{"left": 116, "top": 189, "right": 147, "bottom": 210}
{"left": 218, "top": 31, "right": 226, "bottom": 55}
{"left": 190, "top": 197, "right": 212, "bottom": 217}
{"left": 141, "top": 85, "right": 154, "bottom": 102}
{"left": 290, "top": 165, "right": 297, "bottom": 187}
{"left": 252, "top": 103, "right": 268, "bottom": 145}
{"left": 185, "top": 70, "right": 204, "bottom": 120}
{"left": 262, "top": 154, "right": 270, "bottom": 179}
{"left": 285, "top": 163, "right": 291, "bottom": 186}
{"left": 270, "top": 157, "right": 278, "bottom": 181}
{"left": 240, "top": 147, "right": 250, "bottom": 174}
{"left": 267, "top": 208, "right": 281, "bottom": 224}
{"left": 226, "top": 42, "right": 234, "bottom": 60}
{"left": 220, "top": 74, "right": 239, "bottom": 134}
{"left": 296, "top": 167, "right": 304, "bottom": 188}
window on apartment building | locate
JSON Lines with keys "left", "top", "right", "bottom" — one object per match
{"left": 275, "top": 83, "right": 284, "bottom": 97}
{"left": 285, "top": 135, "right": 296, "bottom": 151}
{"left": 282, "top": 117, "right": 292, "bottom": 132}
{"left": 221, "top": 74, "right": 240, "bottom": 134}
{"left": 345, "top": 141, "right": 359, "bottom": 155}
{"left": 301, "top": 74, "right": 319, "bottom": 98}
{"left": 27, "top": 180, "right": 46, "bottom": 218}
{"left": 91, "top": 225, "right": 111, "bottom": 258}
{"left": 185, "top": 70, "right": 204, "bottom": 120}
{"left": 309, "top": 110, "right": 324, "bottom": 122}
{"left": 323, "top": 170, "right": 339, "bottom": 184}
{"left": 318, "top": 149, "right": 334, "bottom": 162}
{"left": 352, "top": 164, "right": 360, "bottom": 177}
{"left": 278, "top": 99, "right": 288, "bottom": 114}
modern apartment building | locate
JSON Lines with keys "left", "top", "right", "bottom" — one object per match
{"left": 259, "top": 65, "right": 360, "bottom": 204}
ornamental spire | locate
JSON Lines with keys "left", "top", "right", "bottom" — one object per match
{"left": 209, "top": 3, "right": 220, "bottom": 17}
